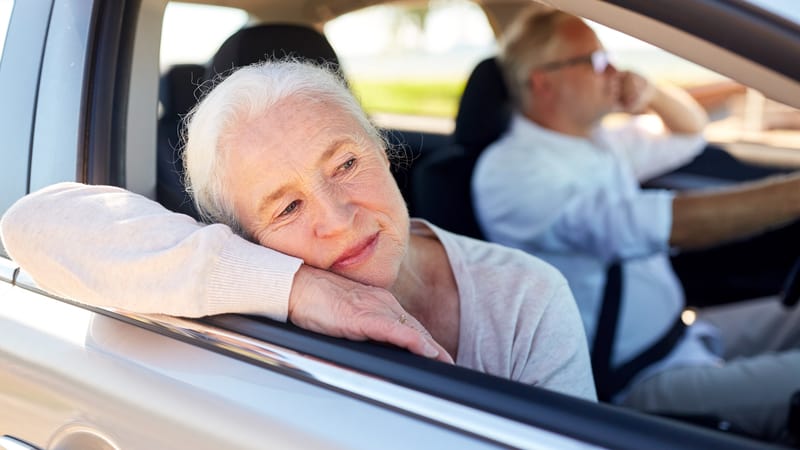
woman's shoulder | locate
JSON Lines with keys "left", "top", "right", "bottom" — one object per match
{"left": 418, "top": 220, "right": 568, "bottom": 300}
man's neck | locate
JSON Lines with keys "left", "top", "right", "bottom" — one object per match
{"left": 524, "top": 109, "right": 594, "bottom": 138}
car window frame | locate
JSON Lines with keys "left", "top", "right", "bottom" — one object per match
{"left": 602, "top": 0, "right": 800, "bottom": 80}
{"left": 0, "top": 0, "right": 53, "bottom": 257}
{"left": 550, "top": 0, "right": 800, "bottom": 109}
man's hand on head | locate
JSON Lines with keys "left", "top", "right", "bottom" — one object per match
{"left": 287, "top": 264, "right": 454, "bottom": 364}
{"left": 617, "top": 71, "right": 656, "bottom": 114}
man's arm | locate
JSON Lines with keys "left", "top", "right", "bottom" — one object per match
{"left": 0, "top": 182, "right": 452, "bottom": 363}
{"left": 618, "top": 71, "right": 708, "bottom": 134}
{"left": 670, "top": 172, "right": 800, "bottom": 250}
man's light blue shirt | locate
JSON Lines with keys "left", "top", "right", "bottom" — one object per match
{"left": 472, "top": 114, "right": 718, "bottom": 373}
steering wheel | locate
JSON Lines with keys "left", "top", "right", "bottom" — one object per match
{"left": 781, "top": 257, "right": 800, "bottom": 307}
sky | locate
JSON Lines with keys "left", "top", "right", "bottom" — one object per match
{"left": 0, "top": 0, "right": 12, "bottom": 56}
{"left": 746, "top": 0, "right": 800, "bottom": 22}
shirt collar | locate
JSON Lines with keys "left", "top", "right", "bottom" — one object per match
{"left": 508, "top": 113, "right": 601, "bottom": 151}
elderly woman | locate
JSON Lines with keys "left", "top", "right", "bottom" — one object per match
{"left": 1, "top": 61, "right": 594, "bottom": 400}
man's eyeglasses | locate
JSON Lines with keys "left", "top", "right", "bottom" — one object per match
{"left": 537, "top": 50, "right": 610, "bottom": 74}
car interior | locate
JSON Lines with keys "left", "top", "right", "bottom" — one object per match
{"left": 2, "top": 0, "right": 796, "bottom": 447}
{"left": 139, "top": 0, "right": 800, "bottom": 445}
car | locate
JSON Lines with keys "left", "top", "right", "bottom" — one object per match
{"left": 0, "top": 0, "right": 797, "bottom": 449}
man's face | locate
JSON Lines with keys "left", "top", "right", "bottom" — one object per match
{"left": 221, "top": 96, "right": 410, "bottom": 289}
{"left": 545, "top": 19, "right": 619, "bottom": 126}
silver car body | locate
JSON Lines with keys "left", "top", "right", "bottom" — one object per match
{"left": 1, "top": 0, "right": 796, "bottom": 448}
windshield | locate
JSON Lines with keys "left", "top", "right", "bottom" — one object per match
{"left": 743, "top": 0, "right": 800, "bottom": 24}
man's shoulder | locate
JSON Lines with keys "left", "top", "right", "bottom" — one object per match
{"left": 476, "top": 130, "right": 563, "bottom": 180}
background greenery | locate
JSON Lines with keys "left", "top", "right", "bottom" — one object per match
{"left": 350, "top": 78, "right": 467, "bottom": 118}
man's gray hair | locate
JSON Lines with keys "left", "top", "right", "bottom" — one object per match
{"left": 499, "top": 7, "right": 576, "bottom": 112}
{"left": 181, "top": 60, "right": 384, "bottom": 235}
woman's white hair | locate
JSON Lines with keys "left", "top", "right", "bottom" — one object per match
{"left": 182, "top": 60, "right": 384, "bottom": 235}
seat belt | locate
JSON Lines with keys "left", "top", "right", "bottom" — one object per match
{"left": 591, "top": 262, "right": 687, "bottom": 401}
{"left": 591, "top": 262, "right": 622, "bottom": 401}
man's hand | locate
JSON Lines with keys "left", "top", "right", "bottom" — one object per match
{"left": 617, "top": 71, "right": 656, "bottom": 114}
{"left": 287, "top": 265, "right": 454, "bottom": 364}
{"left": 617, "top": 70, "right": 708, "bottom": 133}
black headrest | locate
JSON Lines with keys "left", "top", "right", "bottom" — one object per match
{"left": 159, "top": 64, "right": 205, "bottom": 118}
{"left": 207, "top": 24, "right": 341, "bottom": 79}
{"left": 453, "top": 57, "right": 511, "bottom": 154}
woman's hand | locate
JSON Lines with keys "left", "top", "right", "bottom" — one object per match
{"left": 288, "top": 265, "right": 454, "bottom": 363}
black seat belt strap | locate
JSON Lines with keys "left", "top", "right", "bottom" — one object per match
{"left": 607, "top": 315, "right": 686, "bottom": 396}
{"left": 591, "top": 262, "right": 622, "bottom": 401}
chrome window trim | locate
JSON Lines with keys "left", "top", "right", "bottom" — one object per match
{"left": 29, "top": 0, "right": 94, "bottom": 190}
{"left": 0, "top": 435, "right": 42, "bottom": 450}
{"left": 103, "top": 311, "right": 598, "bottom": 450}
{"left": 14, "top": 269, "right": 36, "bottom": 290}
{"left": 0, "top": 0, "right": 54, "bottom": 215}
{"left": 0, "top": 258, "right": 18, "bottom": 284}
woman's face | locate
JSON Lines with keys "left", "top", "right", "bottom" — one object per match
{"left": 221, "top": 95, "right": 410, "bottom": 289}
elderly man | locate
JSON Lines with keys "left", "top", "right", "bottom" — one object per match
{"left": 472, "top": 7, "right": 800, "bottom": 441}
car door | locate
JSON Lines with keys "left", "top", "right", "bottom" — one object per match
{"left": 0, "top": 1, "right": 525, "bottom": 449}
{"left": 0, "top": 2, "right": 587, "bottom": 449}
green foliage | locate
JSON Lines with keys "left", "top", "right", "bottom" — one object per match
{"left": 350, "top": 78, "right": 467, "bottom": 118}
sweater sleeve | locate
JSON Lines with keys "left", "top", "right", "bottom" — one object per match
{"left": 0, "top": 182, "right": 303, "bottom": 320}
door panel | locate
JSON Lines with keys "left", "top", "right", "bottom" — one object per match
{"left": 0, "top": 287, "right": 499, "bottom": 449}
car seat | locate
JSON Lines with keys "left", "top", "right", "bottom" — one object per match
{"left": 206, "top": 23, "right": 341, "bottom": 80}
{"left": 411, "top": 57, "right": 510, "bottom": 239}
{"left": 157, "top": 63, "right": 205, "bottom": 218}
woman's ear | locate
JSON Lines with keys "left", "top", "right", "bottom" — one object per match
{"left": 380, "top": 144, "right": 391, "bottom": 167}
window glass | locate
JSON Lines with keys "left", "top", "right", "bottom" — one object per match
{"left": 0, "top": 0, "right": 11, "bottom": 256}
{"left": 0, "top": 0, "right": 12, "bottom": 60}
{"left": 589, "top": 22, "right": 725, "bottom": 86}
{"left": 743, "top": 0, "right": 800, "bottom": 24}
{"left": 326, "top": 0, "right": 495, "bottom": 125}
{"left": 160, "top": 2, "right": 248, "bottom": 69}
{"left": 591, "top": 21, "right": 800, "bottom": 169}
{"left": 158, "top": 2, "right": 248, "bottom": 120}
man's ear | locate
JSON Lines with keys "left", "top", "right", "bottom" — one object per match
{"left": 530, "top": 70, "right": 550, "bottom": 94}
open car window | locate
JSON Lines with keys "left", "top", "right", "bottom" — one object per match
{"left": 145, "top": 2, "right": 794, "bottom": 449}
{"left": 591, "top": 20, "right": 800, "bottom": 172}
{"left": 325, "top": 0, "right": 494, "bottom": 132}
{"left": 160, "top": 2, "right": 248, "bottom": 70}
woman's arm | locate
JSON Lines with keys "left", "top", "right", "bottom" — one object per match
{"left": 0, "top": 182, "right": 451, "bottom": 362}
{"left": 1, "top": 182, "right": 300, "bottom": 318}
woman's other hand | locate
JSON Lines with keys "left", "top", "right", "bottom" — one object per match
{"left": 288, "top": 265, "right": 454, "bottom": 364}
